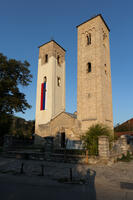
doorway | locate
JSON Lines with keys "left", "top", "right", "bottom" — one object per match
{"left": 61, "top": 132, "right": 65, "bottom": 148}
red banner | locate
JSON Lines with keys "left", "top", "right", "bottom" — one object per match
{"left": 40, "top": 83, "right": 44, "bottom": 110}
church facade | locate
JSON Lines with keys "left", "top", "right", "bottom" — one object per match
{"left": 35, "top": 14, "right": 113, "bottom": 148}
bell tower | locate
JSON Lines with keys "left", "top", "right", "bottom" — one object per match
{"left": 35, "top": 40, "right": 66, "bottom": 130}
{"left": 77, "top": 15, "right": 113, "bottom": 131}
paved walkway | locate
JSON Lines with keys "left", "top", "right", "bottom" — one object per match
{"left": 0, "top": 157, "right": 133, "bottom": 200}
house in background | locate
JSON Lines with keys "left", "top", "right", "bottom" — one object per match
{"left": 115, "top": 118, "right": 133, "bottom": 137}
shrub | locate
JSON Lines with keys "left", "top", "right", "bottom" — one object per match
{"left": 117, "top": 151, "right": 133, "bottom": 162}
{"left": 81, "top": 124, "right": 113, "bottom": 155}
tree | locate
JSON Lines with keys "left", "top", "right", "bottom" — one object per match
{"left": 9, "top": 116, "right": 35, "bottom": 139}
{"left": 0, "top": 53, "right": 32, "bottom": 137}
{"left": 81, "top": 124, "right": 113, "bottom": 155}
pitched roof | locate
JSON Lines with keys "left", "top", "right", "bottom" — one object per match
{"left": 38, "top": 39, "right": 66, "bottom": 52}
{"left": 76, "top": 14, "right": 110, "bottom": 32}
{"left": 65, "top": 112, "right": 77, "bottom": 119}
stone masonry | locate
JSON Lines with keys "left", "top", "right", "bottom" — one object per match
{"left": 98, "top": 136, "right": 109, "bottom": 158}
{"left": 77, "top": 15, "right": 113, "bottom": 132}
{"left": 120, "top": 135, "right": 128, "bottom": 155}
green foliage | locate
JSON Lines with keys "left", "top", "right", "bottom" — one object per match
{"left": 117, "top": 151, "right": 133, "bottom": 162}
{"left": 81, "top": 124, "right": 113, "bottom": 155}
{"left": 0, "top": 113, "right": 13, "bottom": 137}
{"left": 0, "top": 53, "right": 32, "bottom": 138}
{"left": 0, "top": 53, "right": 32, "bottom": 115}
{"left": 10, "top": 116, "right": 35, "bottom": 139}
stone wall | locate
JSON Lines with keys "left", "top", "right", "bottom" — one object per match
{"left": 77, "top": 15, "right": 113, "bottom": 131}
{"left": 35, "top": 112, "right": 82, "bottom": 148}
{"left": 98, "top": 136, "right": 109, "bottom": 158}
{"left": 97, "top": 135, "right": 130, "bottom": 164}
{"left": 111, "top": 135, "right": 129, "bottom": 157}
{"left": 98, "top": 135, "right": 129, "bottom": 163}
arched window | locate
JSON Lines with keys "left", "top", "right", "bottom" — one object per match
{"left": 44, "top": 76, "right": 47, "bottom": 82}
{"left": 45, "top": 54, "right": 48, "bottom": 63}
{"left": 57, "top": 55, "right": 60, "bottom": 65}
{"left": 103, "top": 44, "right": 107, "bottom": 74}
{"left": 57, "top": 77, "right": 61, "bottom": 87}
{"left": 87, "top": 34, "right": 91, "bottom": 45}
{"left": 87, "top": 62, "right": 91, "bottom": 73}
{"left": 105, "top": 64, "right": 107, "bottom": 75}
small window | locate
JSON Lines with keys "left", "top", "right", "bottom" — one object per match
{"left": 103, "top": 32, "right": 107, "bottom": 40}
{"left": 44, "top": 76, "right": 47, "bottom": 82}
{"left": 87, "top": 62, "right": 91, "bottom": 73}
{"left": 87, "top": 34, "right": 91, "bottom": 45}
{"left": 57, "top": 55, "right": 60, "bottom": 65}
{"left": 105, "top": 64, "right": 107, "bottom": 75}
{"left": 57, "top": 77, "right": 61, "bottom": 87}
{"left": 45, "top": 54, "right": 48, "bottom": 63}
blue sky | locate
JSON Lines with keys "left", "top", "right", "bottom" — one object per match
{"left": 0, "top": 0, "right": 133, "bottom": 126}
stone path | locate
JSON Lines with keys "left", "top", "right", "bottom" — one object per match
{"left": 0, "top": 157, "right": 133, "bottom": 188}
{"left": 0, "top": 157, "right": 133, "bottom": 199}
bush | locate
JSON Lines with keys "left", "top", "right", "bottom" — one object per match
{"left": 81, "top": 124, "right": 113, "bottom": 155}
{"left": 117, "top": 151, "right": 133, "bottom": 162}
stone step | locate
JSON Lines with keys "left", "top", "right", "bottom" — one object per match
{"left": 2, "top": 151, "right": 86, "bottom": 163}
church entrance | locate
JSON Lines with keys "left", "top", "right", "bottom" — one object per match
{"left": 61, "top": 132, "right": 65, "bottom": 148}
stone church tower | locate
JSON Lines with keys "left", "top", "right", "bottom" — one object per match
{"left": 35, "top": 15, "right": 113, "bottom": 146}
{"left": 77, "top": 14, "right": 113, "bottom": 131}
{"left": 35, "top": 40, "right": 66, "bottom": 132}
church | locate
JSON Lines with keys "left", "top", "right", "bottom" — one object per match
{"left": 35, "top": 14, "right": 113, "bottom": 149}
